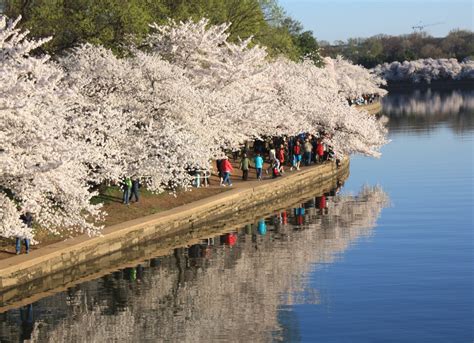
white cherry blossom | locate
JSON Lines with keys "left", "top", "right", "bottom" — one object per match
{"left": 374, "top": 58, "right": 474, "bottom": 83}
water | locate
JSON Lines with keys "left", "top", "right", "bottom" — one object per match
{"left": 1, "top": 88, "right": 473, "bottom": 342}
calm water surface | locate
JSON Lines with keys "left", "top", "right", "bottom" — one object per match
{"left": 0, "top": 88, "right": 473, "bottom": 342}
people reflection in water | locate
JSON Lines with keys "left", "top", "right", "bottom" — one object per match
{"left": 258, "top": 219, "right": 267, "bottom": 235}
{"left": 272, "top": 211, "right": 289, "bottom": 236}
{"left": 221, "top": 232, "right": 237, "bottom": 246}
{"left": 203, "top": 237, "right": 214, "bottom": 259}
{"left": 329, "top": 180, "right": 342, "bottom": 196}
{"left": 305, "top": 197, "right": 316, "bottom": 209}
{"left": 244, "top": 223, "right": 253, "bottom": 235}
{"left": 150, "top": 258, "right": 161, "bottom": 268}
{"left": 281, "top": 211, "right": 288, "bottom": 225}
{"left": 273, "top": 213, "right": 282, "bottom": 228}
{"left": 122, "top": 264, "right": 144, "bottom": 284}
{"left": 316, "top": 195, "right": 328, "bottom": 215}
{"left": 187, "top": 240, "right": 214, "bottom": 269}
{"left": 136, "top": 264, "right": 144, "bottom": 282}
{"left": 201, "top": 245, "right": 212, "bottom": 259}
{"left": 124, "top": 267, "right": 137, "bottom": 282}
{"left": 20, "top": 304, "right": 34, "bottom": 341}
{"left": 187, "top": 244, "right": 200, "bottom": 259}
{"left": 294, "top": 205, "right": 305, "bottom": 226}
{"left": 246, "top": 223, "right": 258, "bottom": 243}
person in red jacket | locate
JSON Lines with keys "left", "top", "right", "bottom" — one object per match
{"left": 316, "top": 139, "right": 325, "bottom": 164}
{"left": 291, "top": 140, "right": 302, "bottom": 171}
{"left": 221, "top": 156, "right": 234, "bottom": 186}
{"left": 277, "top": 144, "right": 285, "bottom": 174}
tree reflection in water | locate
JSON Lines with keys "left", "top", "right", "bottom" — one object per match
{"left": 0, "top": 186, "right": 389, "bottom": 343}
{"left": 382, "top": 88, "right": 474, "bottom": 133}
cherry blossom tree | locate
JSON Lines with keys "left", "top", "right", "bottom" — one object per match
{"left": 1, "top": 16, "right": 390, "bottom": 242}
{"left": 374, "top": 58, "right": 474, "bottom": 83}
{"left": 145, "top": 18, "right": 280, "bottom": 145}
{"left": 146, "top": 19, "right": 388, "bottom": 157}
{"left": 459, "top": 59, "right": 474, "bottom": 80}
{"left": 263, "top": 58, "right": 388, "bottom": 157}
{"left": 61, "top": 44, "right": 221, "bottom": 192}
{"left": 0, "top": 16, "right": 103, "bottom": 240}
{"left": 324, "top": 56, "right": 387, "bottom": 99}
{"left": 146, "top": 18, "right": 269, "bottom": 89}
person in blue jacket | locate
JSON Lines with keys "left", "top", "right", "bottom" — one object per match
{"left": 254, "top": 153, "right": 264, "bottom": 180}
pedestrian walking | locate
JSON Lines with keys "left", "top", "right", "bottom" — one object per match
{"left": 122, "top": 177, "right": 132, "bottom": 204}
{"left": 254, "top": 153, "right": 264, "bottom": 180}
{"left": 221, "top": 157, "right": 233, "bottom": 186}
{"left": 304, "top": 139, "right": 313, "bottom": 166}
{"left": 16, "top": 211, "right": 32, "bottom": 254}
{"left": 240, "top": 154, "right": 250, "bottom": 181}
{"left": 316, "top": 139, "right": 325, "bottom": 164}
{"left": 291, "top": 141, "right": 302, "bottom": 170}
{"left": 288, "top": 136, "right": 295, "bottom": 164}
{"left": 277, "top": 144, "right": 285, "bottom": 174}
{"left": 311, "top": 137, "right": 318, "bottom": 162}
{"left": 266, "top": 146, "right": 277, "bottom": 174}
{"left": 216, "top": 159, "right": 223, "bottom": 184}
{"left": 129, "top": 178, "right": 140, "bottom": 202}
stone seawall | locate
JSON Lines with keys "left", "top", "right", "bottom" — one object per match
{"left": 0, "top": 159, "right": 349, "bottom": 307}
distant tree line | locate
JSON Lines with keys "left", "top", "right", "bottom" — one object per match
{"left": 321, "top": 30, "right": 474, "bottom": 68}
{"left": 2, "top": 0, "right": 322, "bottom": 63}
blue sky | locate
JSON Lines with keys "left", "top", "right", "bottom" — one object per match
{"left": 279, "top": 0, "right": 473, "bottom": 43}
